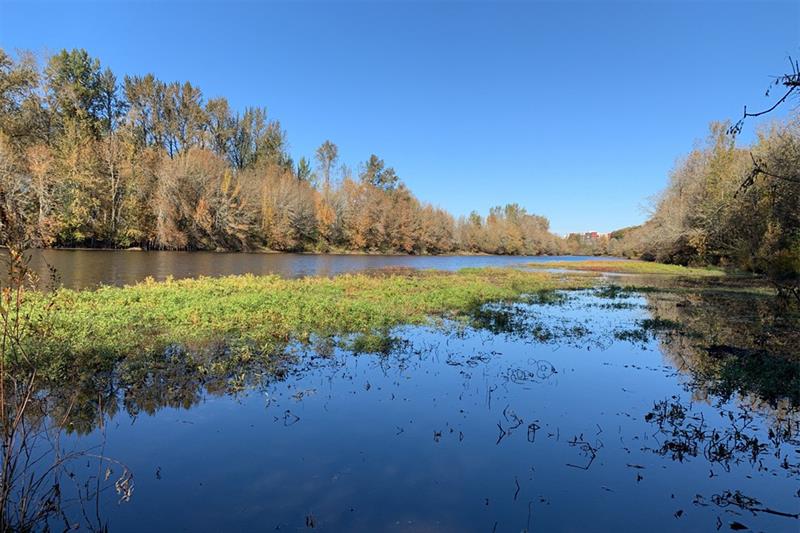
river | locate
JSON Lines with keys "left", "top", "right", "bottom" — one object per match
{"left": 37, "top": 280, "right": 800, "bottom": 531}
{"left": 4, "top": 253, "right": 797, "bottom": 531}
{"left": 14, "top": 250, "right": 617, "bottom": 289}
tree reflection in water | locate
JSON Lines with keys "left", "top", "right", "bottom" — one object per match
{"left": 15, "top": 278, "right": 800, "bottom": 530}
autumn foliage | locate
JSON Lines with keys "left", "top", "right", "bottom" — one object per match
{"left": 0, "top": 49, "right": 562, "bottom": 255}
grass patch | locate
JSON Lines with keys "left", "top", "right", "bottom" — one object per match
{"left": 346, "top": 331, "right": 403, "bottom": 355}
{"left": 614, "top": 316, "right": 683, "bottom": 344}
{"left": 527, "top": 260, "right": 725, "bottom": 277}
{"left": 594, "top": 284, "right": 640, "bottom": 299}
{"left": 15, "top": 268, "right": 592, "bottom": 380}
{"left": 524, "top": 290, "right": 572, "bottom": 306}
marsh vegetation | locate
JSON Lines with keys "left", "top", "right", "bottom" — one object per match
{"left": 0, "top": 255, "right": 796, "bottom": 531}
{"left": 0, "top": 39, "right": 798, "bottom": 533}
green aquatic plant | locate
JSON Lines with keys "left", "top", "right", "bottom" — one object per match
{"left": 527, "top": 260, "right": 725, "bottom": 277}
{"left": 613, "top": 316, "right": 683, "bottom": 344}
{"left": 346, "top": 330, "right": 402, "bottom": 355}
{"left": 15, "top": 268, "right": 594, "bottom": 381}
{"left": 524, "top": 290, "right": 572, "bottom": 306}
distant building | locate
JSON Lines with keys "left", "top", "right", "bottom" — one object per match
{"left": 580, "top": 231, "right": 609, "bottom": 240}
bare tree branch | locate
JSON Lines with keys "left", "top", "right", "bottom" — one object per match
{"left": 729, "top": 56, "right": 800, "bottom": 136}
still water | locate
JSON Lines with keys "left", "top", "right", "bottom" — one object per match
{"left": 50, "top": 284, "right": 798, "bottom": 532}
{"left": 17, "top": 250, "right": 613, "bottom": 289}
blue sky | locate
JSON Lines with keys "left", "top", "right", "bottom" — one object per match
{"left": 1, "top": 1, "right": 798, "bottom": 234}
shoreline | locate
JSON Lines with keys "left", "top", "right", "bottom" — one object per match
{"left": 11, "top": 246, "right": 592, "bottom": 257}
{"left": 4, "top": 246, "right": 618, "bottom": 258}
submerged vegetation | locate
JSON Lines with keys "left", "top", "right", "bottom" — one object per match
{"left": 0, "top": 40, "right": 797, "bottom": 533}
{"left": 526, "top": 259, "right": 725, "bottom": 277}
{"left": 15, "top": 265, "right": 799, "bottom": 422}
{"left": 13, "top": 254, "right": 800, "bottom": 417}
{"left": 15, "top": 268, "right": 593, "bottom": 382}
{"left": 11, "top": 258, "right": 747, "bottom": 375}
{"left": 0, "top": 242, "right": 132, "bottom": 529}
{"left": 1, "top": 241, "right": 798, "bottom": 530}
{"left": 13, "top": 253, "right": 800, "bottom": 415}
{"left": 0, "top": 3, "right": 797, "bottom": 528}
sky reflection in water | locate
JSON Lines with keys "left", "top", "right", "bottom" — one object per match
{"left": 58, "top": 288, "right": 799, "bottom": 532}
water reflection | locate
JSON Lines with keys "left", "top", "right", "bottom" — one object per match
{"left": 8, "top": 249, "right": 611, "bottom": 289}
{"left": 633, "top": 281, "right": 800, "bottom": 409}
{"left": 27, "top": 286, "right": 798, "bottom": 531}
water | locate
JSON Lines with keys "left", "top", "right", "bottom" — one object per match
{"left": 44, "top": 285, "right": 799, "bottom": 532}
{"left": 12, "top": 250, "right": 616, "bottom": 289}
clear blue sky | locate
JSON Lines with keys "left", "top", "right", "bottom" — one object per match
{"left": 1, "top": 1, "right": 798, "bottom": 234}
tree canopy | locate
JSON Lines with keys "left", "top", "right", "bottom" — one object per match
{"left": 0, "top": 48, "right": 563, "bottom": 255}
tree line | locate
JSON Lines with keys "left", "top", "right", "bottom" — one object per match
{"left": 0, "top": 48, "right": 564, "bottom": 255}
{"left": 610, "top": 114, "right": 799, "bottom": 285}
